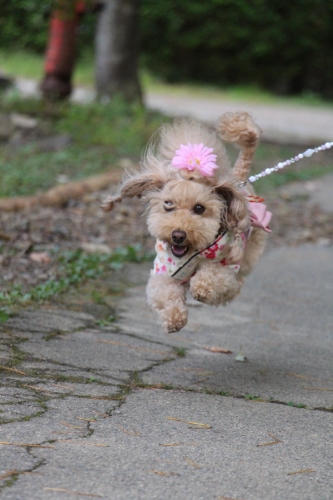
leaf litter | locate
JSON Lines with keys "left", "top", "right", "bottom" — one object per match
{"left": 183, "top": 456, "right": 202, "bottom": 468}
{"left": 204, "top": 347, "right": 232, "bottom": 354}
{"left": 117, "top": 424, "right": 141, "bottom": 436}
{"left": 160, "top": 442, "right": 197, "bottom": 447}
{"left": 167, "top": 416, "right": 211, "bottom": 429}
{"left": 151, "top": 470, "right": 180, "bottom": 477}
{"left": 0, "top": 441, "right": 54, "bottom": 449}
{"left": 257, "top": 432, "right": 282, "bottom": 447}
{"left": 22, "top": 384, "right": 53, "bottom": 394}
{"left": 287, "top": 468, "right": 316, "bottom": 475}
{"left": 0, "top": 470, "right": 18, "bottom": 480}
{"left": 0, "top": 366, "right": 27, "bottom": 375}
{"left": 59, "top": 421, "right": 85, "bottom": 430}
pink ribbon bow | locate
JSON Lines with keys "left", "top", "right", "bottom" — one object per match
{"left": 248, "top": 201, "right": 272, "bottom": 233}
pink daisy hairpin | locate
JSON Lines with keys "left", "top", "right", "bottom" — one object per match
{"left": 171, "top": 143, "right": 218, "bottom": 177}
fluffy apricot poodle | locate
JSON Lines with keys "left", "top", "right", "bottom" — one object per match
{"left": 102, "top": 112, "right": 271, "bottom": 333}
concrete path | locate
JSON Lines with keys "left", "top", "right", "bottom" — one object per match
{"left": 146, "top": 93, "right": 333, "bottom": 145}
{"left": 1, "top": 78, "right": 332, "bottom": 499}
{"left": 14, "top": 77, "right": 333, "bottom": 145}
{"left": 1, "top": 241, "right": 333, "bottom": 499}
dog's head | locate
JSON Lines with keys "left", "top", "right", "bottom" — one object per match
{"left": 147, "top": 178, "right": 249, "bottom": 260}
{"left": 102, "top": 116, "right": 256, "bottom": 263}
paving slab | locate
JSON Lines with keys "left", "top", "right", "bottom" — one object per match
{"left": 21, "top": 329, "right": 174, "bottom": 373}
{"left": 4, "top": 309, "right": 95, "bottom": 334}
{"left": 112, "top": 246, "right": 333, "bottom": 408}
{"left": 1, "top": 390, "right": 332, "bottom": 500}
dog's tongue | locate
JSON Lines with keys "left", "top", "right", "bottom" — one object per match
{"left": 171, "top": 245, "right": 188, "bottom": 258}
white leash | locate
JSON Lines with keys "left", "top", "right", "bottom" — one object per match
{"left": 239, "top": 141, "right": 333, "bottom": 187}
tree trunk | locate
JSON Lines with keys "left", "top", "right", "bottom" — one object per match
{"left": 95, "top": 0, "right": 142, "bottom": 103}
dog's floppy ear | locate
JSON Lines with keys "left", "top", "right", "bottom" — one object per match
{"left": 101, "top": 171, "right": 165, "bottom": 212}
{"left": 215, "top": 182, "right": 248, "bottom": 225}
{"left": 214, "top": 180, "right": 250, "bottom": 263}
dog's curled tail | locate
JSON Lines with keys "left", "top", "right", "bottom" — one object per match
{"left": 216, "top": 112, "right": 261, "bottom": 182}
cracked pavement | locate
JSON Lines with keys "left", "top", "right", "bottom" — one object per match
{"left": 1, "top": 240, "right": 333, "bottom": 499}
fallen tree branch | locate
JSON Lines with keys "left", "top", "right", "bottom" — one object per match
{"left": 0, "top": 170, "right": 123, "bottom": 212}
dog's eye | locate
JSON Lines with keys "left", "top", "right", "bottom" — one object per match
{"left": 163, "top": 201, "right": 174, "bottom": 212}
{"left": 193, "top": 204, "right": 205, "bottom": 214}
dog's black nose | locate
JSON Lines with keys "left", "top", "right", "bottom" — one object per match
{"left": 172, "top": 230, "right": 186, "bottom": 244}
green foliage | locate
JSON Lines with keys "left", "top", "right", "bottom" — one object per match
{"left": 0, "top": 1, "right": 51, "bottom": 53}
{"left": 244, "top": 394, "right": 262, "bottom": 401}
{"left": 0, "top": 245, "right": 154, "bottom": 306}
{"left": 0, "top": 0, "right": 95, "bottom": 54}
{"left": 0, "top": 95, "right": 166, "bottom": 198}
{"left": 96, "top": 315, "right": 116, "bottom": 326}
{"left": 140, "top": 0, "right": 333, "bottom": 98}
{"left": 175, "top": 347, "right": 186, "bottom": 358}
{"left": 0, "top": 309, "right": 10, "bottom": 323}
{"left": 287, "top": 401, "right": 307, "bottom": 409}
{"left": 2, "top": 1, "right": 333, "bottom": 97}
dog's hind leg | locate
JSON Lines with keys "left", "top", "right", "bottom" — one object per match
{"left": 238, "top": 227, "right": 268, "bottom": 278}
{"left": 147, "top": 274, "right": 188, "bottom": 333}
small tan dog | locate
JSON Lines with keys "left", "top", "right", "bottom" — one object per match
{"left": 102, "top": 112, "right": 271, "bottom": 333}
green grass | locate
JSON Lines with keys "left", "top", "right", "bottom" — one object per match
{"left": 244, "top": 394, "right": 263, "bottom": 401}
{"left": 0, "top": 49, "right": 92, "bottom": 87}
{"left": 0, "top": 245, "right": 153, "bottom": 307}
{"left": 0, "top": 95, "right": 167, "bottom": 197}
{"left": 1, "top": 48, "right": 332, "bottom": 107}
{"left": 1, "top": 94, "right": 332, "bottom": 199}
{"left": 287, "top": 401, "right": 307, "bottom": 409}
{"left": 0, "top": 49, "right": 44, "bottom": 82}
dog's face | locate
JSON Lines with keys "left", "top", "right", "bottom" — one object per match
{"left": 147, "top": 179, "right": 227, "bottom": 257}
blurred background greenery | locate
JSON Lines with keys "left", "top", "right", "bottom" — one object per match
{"left": 0, "top": 0, "right": 332, "bottom": 199}
{"left": 1, "top": 0, "right": 333, "bottom": 99}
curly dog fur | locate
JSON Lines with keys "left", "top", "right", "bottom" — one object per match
{"left": 102, "top": 112, "right": 268, "bottom": 333}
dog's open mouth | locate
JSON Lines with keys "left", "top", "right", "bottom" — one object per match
{"left": 171, "top": 245, "right": 189, "bottom": 258}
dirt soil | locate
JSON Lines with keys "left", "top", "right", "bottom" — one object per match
{"left": 1, "top": 184, "right": 332, "bottom": 293}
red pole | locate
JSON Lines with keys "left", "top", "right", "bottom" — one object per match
{"left": 40, "top": 2, "right": 85, "bottom": 99}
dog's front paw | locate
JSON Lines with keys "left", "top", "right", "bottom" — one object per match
{"left": 190, "top": 267, "right": 241, "bottom": 306}
{"left": 190, "top": 281, "right": 216, "bottom": 305}
{"left": 160, "top": 304, "right": 188, "bottom": 333}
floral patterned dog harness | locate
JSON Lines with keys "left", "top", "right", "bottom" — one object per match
{"left": 152, "top": 230, "right": 248, "bottom": 282}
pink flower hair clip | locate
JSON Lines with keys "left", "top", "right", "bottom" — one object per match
{"left": 171, "top": 143, "right": 218, "bottom": 177}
